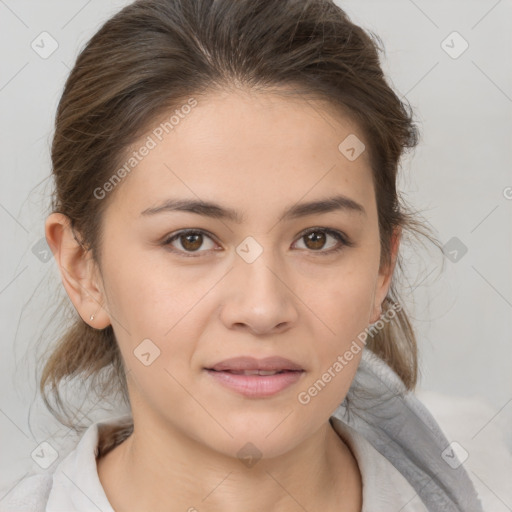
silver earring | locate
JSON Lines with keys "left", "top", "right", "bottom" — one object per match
{"left": 90, "top": 314, "right": 95, "bottom": 321}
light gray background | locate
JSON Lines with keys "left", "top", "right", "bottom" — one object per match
{"left": 0, "top": 0, "right": 511, "bottom": 506}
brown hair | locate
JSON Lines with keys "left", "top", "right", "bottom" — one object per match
{"left": 39, "top": 0, "right": 442, "bottom": 447}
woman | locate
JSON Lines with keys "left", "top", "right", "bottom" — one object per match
{"left": 0, "top": 0, "right": 484, "bottom": 510}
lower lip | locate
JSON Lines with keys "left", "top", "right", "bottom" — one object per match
{"left": 205, "top": 370, "right": 304, "bottom": 398}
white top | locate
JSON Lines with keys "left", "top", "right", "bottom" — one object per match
{"left": 0, "top": 413, "right": 429, "bottom": 512}
{"left": 1, "top": 349, "right": 488, "bottom": 511}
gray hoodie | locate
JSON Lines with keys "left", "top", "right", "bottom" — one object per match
{"left": 0, "top": 348, "right": 484, "bottom": 511}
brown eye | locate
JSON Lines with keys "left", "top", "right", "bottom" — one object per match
{"left": 163, "top": 227, "right": 351, "bottom": 258}
{"left": 163, "top": 230, "right": 217, "bottom": 255}
{"left": 293, "top": 228, "right": 351, "bottom": 255}
{"left": 180, "top": 233, "right": 203, "bottom": 251}
{"left": 303, "top": 231, "right": 327, "bottom": 250}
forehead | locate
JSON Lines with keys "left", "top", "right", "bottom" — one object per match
{"left": 107, "top": 88, "right": 374, "bottom": 219}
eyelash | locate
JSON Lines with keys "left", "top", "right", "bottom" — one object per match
{"left": 161, "top": 227, "right": 353, "bottom": 258}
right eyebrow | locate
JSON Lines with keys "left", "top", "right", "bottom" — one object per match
{"left": 140, "top": 194, "right": 366, "bottom": 223}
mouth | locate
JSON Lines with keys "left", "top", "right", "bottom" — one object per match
{"left": 207, "top": 369, "right": 301, "bottom": 376}
{"left": 204, "top": 356, "right": 305, "bottom": 397}
{"left": 206, "top": 355, "right": 304, "bottom": 373}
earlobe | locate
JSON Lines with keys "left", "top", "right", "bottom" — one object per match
{"left": 45, "top": 213, "right": 111, "bottom": 329}
{"left": 369, "top": 226, "right": 401, "bottom": 324}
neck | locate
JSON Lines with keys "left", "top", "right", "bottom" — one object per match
{"left": 97, "top": 415, "right": 362, "bottom": 512}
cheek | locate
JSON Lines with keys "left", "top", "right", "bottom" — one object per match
{"left": 101, "top": 249, "right": 216, "bottom": 366}
{"left": 297, "top": 264, "right": 376, "bottom": 394}
{"left": 304, "top": 264, "right": 376, "bottom": 340}
{"left": 331, "top": 281, "right": 374, "bottom": 335}
{"left": 294, "top": 277, "right": 372, "bottom": 419}
{"left": 100, "top": 244, "right": 193, "bottom": 335}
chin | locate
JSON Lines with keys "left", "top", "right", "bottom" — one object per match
{"left": 203, "top": 416, "right": 315, "bottom": 463}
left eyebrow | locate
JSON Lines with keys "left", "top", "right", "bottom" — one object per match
{"left": 140, "top": 194, "right": 366, "bottom": 223}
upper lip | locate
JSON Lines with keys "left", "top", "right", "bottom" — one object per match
{"left": 206, "top": 356, "right": 304, "bottom": 372}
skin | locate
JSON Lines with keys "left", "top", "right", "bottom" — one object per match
{"left": 46, "top": 87, "right": 400, "bottom": 512}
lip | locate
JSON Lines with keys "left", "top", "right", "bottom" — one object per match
{"left": 206, "top": 356, "right": 304, "bottom": 372}
{"left": 204, "top": 356, "right": 305, "bottom": 398}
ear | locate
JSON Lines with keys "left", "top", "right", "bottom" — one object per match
{"left": 45, "top": 213, "right": 111, "bottom": 329}
{"left": 369, "top": 226, "right": 401, "bottom": 324}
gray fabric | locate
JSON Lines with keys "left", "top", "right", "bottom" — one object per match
{"left": 331, "top": 348, "right": 484, "bottom": 512}
{"left": 0, "top": 473, "right": 51, "bottom": 512}
{"left": 0, "top": 347, "right": 485, "bottom": 511}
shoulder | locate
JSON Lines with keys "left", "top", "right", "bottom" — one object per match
{"left": 0, "top": 472, "right": 53, "bottom": 512}
{"left": 332, "top": 418, "right": 429, "bottom": 512}
{"left": 331, "top": 348, "right": 486, "bottom": 511}
{"left": 416, "top": 389, "right": 512, "bottom": 512}
{"left": 0, "top": 413, "right": 132, "bottom": 512}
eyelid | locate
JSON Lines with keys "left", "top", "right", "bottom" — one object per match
{"left": 295, "top": 226, "right": 352, "bottom": 245}
{"left": 292, "top": 226, "right": 353, "bottom": 255}
{"left": 161, "top": 229, "right": 220, "bottom": 256}
{"left": 161, "top": 227, "right": 353, "bottom": 257}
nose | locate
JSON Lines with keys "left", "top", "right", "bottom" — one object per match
{"left": 219, "top": 249, "right": 299, "bottom": 336}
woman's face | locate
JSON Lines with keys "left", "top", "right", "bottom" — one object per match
{"left": 69, "top": 89, "right": 397, "bottom": 458}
